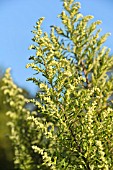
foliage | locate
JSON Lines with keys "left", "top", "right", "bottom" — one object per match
{"left": 0, "top": 71, "right": 14, "bottom": 170}
{"left": 2, "top": 0, "right": 113, "bottom": 169}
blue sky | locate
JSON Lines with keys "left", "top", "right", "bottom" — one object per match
{"left": 0, "top": 0, "right": 113, "bottom": 95}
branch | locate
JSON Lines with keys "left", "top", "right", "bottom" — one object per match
{"left": 80, "top": 60, "right": 90, "bottom": 89}
{"left": 60, "top": 104, "right": 91, "bottom": 169}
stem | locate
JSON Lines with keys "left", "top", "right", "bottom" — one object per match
{"left": 68, "top": 126, "right": 91, "bottom": 170}
{"left": 80, "top": 60, "right": 90, "bottom": 88}
{"left": 60, "top": 104, "right": 91, "bottom": 169}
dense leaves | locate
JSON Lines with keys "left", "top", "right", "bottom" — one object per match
{"left": 0, "top": 71, "right": 14, "bottom": 170}
{"left": 2, "top": 0, "right": 113, "bottom": 169}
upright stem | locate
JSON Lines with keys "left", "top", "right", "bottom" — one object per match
{"left": 80, "top": 60, "right": 90, "bottom": 88}
{"left": 60, "top": 104, "right": 91, "bottom": 169}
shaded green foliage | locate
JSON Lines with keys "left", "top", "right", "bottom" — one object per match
{"left": 2, "top": 0, "right": 113, "bottom": 169}
{"left": 0, "top": 72, "right": 14, "bottom": 170}
{"left": 0, "top": 70, "right": 33, "bottom": 170}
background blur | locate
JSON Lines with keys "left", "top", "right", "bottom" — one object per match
{"left": 0, "top": 0, "right": 113, "bottom": 169}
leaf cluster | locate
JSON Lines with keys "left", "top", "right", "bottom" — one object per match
{"left": 2, "top": 0, "right": 113, "bottom": 169}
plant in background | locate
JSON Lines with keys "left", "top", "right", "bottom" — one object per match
{"left": 2, "top": 0, "right": 113, "bottom": 169}
{"left": 0, "top": 71, "right": 14, "bottom": 170}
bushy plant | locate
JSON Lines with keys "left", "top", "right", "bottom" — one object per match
{"left": 0, "top": 73, "right": 14, "bottom": 170}
{"left": 2, "top": 0, "right": 113, "bottom": 169}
